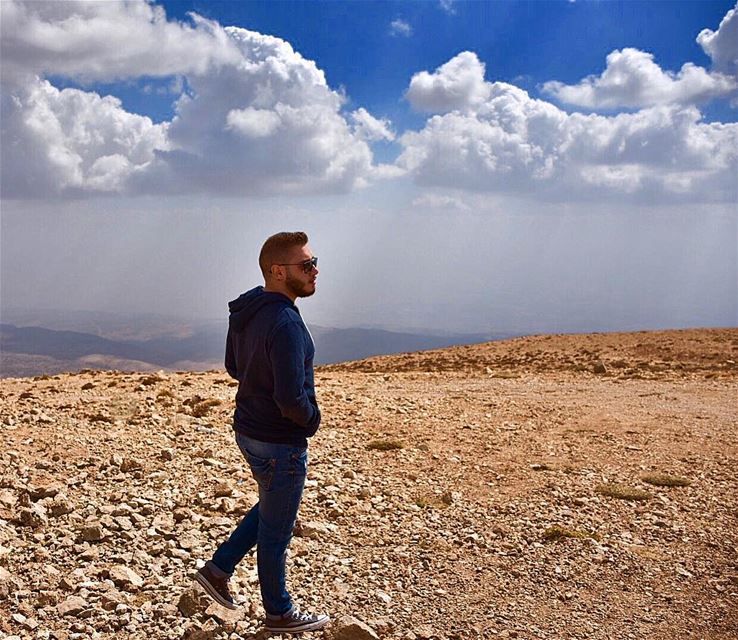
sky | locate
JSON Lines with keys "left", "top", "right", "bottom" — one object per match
{"left": 1, "top": 0, "right": 736, "bottom": 335}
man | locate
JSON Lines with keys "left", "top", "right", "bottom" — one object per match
{"left": 195, "top": 231, "right": 329, "bottom": 633}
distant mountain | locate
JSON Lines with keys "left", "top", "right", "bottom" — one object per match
{"left": 0, "top": 321, "right": 513, "bottom": 378}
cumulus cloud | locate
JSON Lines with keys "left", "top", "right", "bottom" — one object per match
{"left": 350, "top": 108, "right": 395, "bottom": 142}
{"left": 1, "top": 2, "right": 382, "bottom": 198}
{"left": 697, "top": 2, "right": 738, "bottom": 76}
{"left": 0, "top": 0, "right": 240, "bottom": 85}
{"left": 389, "top": 19, "right": 412, "bottom": 38}
{"left": 1, "top": 77, "right": 167, "bottom": 197}
{"left": 398, "top": 52, "right": 738, "bottom": 203}
{"left": 542, "top": 48, "right": 737, "bottom": 109}
{"left": 406, "top": 51, "right": 490, "bottom": 113}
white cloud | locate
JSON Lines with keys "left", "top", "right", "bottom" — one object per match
{"left": 0, "top": 0, "right": 240, "bottom": 85}
{"left": 439, "top": 1, "right": 457, "bottom": 15}
{"left": 1, "top": 77, "right": 167, "bottom": 197}
{"left": 542, "top": 48, "right": 737, "bottom": 109}
{"left": 350, "top": 108, "right": 395, "bottom": 142}
{"left": 226, "top": 107, "right": 282, "bottom": 138}
{"left": 398, "top": 52, "right": 738, "bottom": 203}
{"left": 389, "top": 19, "right": 412, "bottom": 38}
{"left": 697, "top": 2, "right": 738, "bottom": 76}
{"left": 406, "top": 51, "right": 490, "bottom": 113}
{"left": 1, "top": 4, "right": 379, "bottom": 198}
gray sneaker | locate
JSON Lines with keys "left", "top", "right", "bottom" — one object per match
{"left": 265, "top": 607, "right": 330, "bottom": 633}
{"left": 194, "top": 563, "right": 237, "bottom": 610}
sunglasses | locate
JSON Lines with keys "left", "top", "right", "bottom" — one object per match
{"left": 276, "top": 256, "right": 318, "bottom": 273}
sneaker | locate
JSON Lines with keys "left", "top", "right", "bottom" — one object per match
{"left": 194, "top": 563, "right": 238, "bottom": 610}
{"left": 264, "top": 607, "right": 330, "bottom": 633}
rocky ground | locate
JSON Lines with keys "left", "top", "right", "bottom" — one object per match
{"left": 1, "top": 328, "right": 736, "bottom": 640}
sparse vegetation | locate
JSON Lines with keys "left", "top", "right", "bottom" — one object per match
{"left": 543, "top": 525, "right": 598, "bottom": 542}
{"left": 641, "top": 473, "right": 692, "bottom": 487}
{"left": 415, "top": 493, "right": 450, "bottom": 509}
{"left": 366, "top": 439, "right": 404, "bottom": 451}
{"left": 140, "top": 374, "right": 166, "bottom": 386}
{"left": 595, "top": 483, "right": 651, "bottom": 501}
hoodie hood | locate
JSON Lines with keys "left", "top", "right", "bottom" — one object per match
{"left": 228, "top": 286, "right": 295, "bottom": 332}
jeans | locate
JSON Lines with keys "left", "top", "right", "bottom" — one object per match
{"left": 211, "top": 432, "right": 307, "bottom": 616}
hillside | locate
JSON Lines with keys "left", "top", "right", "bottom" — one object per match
{"left": 1, "top": 328, "right": 736, "bottom": 639}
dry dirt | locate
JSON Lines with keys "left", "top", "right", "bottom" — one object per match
{"left": 1, "top": 328, "right": 736, "bottom": 640}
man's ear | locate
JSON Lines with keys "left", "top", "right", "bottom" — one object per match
{"left": 269, "top": 264, "right": 283, "bottom": 281}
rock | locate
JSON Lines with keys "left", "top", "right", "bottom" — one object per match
{"left": 414, "top": 624, "right": 435, "bottom": 639}
{"left": 80, "top": 523, "right": 104, "bottom": 542}
{"left": 205, "top": 602, "right": 244, "bottom": 624}
{"left": 60, "top": 569, "right": 86, "bottom": 592}
{"left": 593, "top": 361, "right": 607, "bottom": 374}
{"left": 213, "top": 481, "right": 233, "bottom": 497}
{"left": 120, "top": 458, "right": 143, "bottom": 472}
{"left": 28, "top": 481, "right": 63, "bottom": 500}
{"left": 0, "top": 565, "right": 13, "bottom": 598}
{"left": 19, "top": 503, "right": 48, "bottom": 528}
{"left": 101, "top": 590, "right": 127, "bottom": 611}
{"left": 107, "top": 565, "right": 144, "bottom": 591}
{"left": 0, "top": 488, "right": 17, "bottom": 507}
{"left": 178, "top": 588, "right": 210, "bottom": 617}
{"left": 57, "top": 595, "right": 88, "bottom": 616}
{"left": 48, "top": 494, "right": 74, "bottom": 517}
{"left": 182, "top": 618, "right": 220, "bottom": 640}
{"left": 293, "top": 520, "right": 336, "bottom": 540}
{"left": 332, "top": 615, "right": 380, "bottom": 640}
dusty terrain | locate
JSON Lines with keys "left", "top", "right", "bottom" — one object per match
{"left": 1, "top": 328, "right": 736, "bottom": 640}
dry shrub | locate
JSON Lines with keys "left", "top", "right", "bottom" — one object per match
{"left": 595, "top": 483, "right": 651, "bottom": 501}
{"left": 366, "top": 439, "right": 404, "bottom": 451}
{"left": 641, "top": 473, "right": 692, "bottom": 487}
{"left": 543, "top": 525, "right": 598, "bottom": 542}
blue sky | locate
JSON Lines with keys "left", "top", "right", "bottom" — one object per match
{"left": 1, "top": 1, "right": 736, "bottom": 333}
{"left": 68, "top": 1, "right": 738, "bottom": 124}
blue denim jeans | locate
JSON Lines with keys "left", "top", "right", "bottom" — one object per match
{"left": 211, "top": 432, "right": 307, "bottom": 616}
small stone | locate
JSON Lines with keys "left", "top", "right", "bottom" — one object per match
{"left": 293, "top": 520, "right": 335, "bottom": 540}
{"left": 213, "top": 481, "right": 233, "bottom": 498}
{"left": 332, "top": 615, "right": 380, "bottom": 640}
{"left": 80, "top": 523, "right": 104, "bottom": 542}
{"left": 107, "top": 565, "right": 144, "bottom": 591}
{"left": 178, "top": 588, "right": 209, "bottom": 617}
{"left": 57, "top": 595, "right": 88, "bottom": 616}
{"left": 29, "top": 481, "right": 62, "bottom": 500}
{"left": 19, "top": 503, "right": 47, "bottom": 528}
{"left": 414, "top": 625, "right": 435, "bottom": 639}
{"left": 593, "top": 361, "right": 607, "bottom": 374}
{"left": 48, "top": 494, "right": 74, "bottom": 517}
{"left": 120, "top": 458, "right": 142, "bottom": 472}
{"left": 182, "top": 618, "right": 220, "bottom": 640}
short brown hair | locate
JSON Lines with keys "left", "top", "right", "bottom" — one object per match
{"left": 259, "top": 231, "right": 309, "bottom": 277}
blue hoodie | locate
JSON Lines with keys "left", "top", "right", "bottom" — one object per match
{"left": 225, "top": 286, "right": 320, "bottom": 447}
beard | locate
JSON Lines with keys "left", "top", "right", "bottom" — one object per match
{"left": 285, "top": 273, "right": 316, "bottom": 298}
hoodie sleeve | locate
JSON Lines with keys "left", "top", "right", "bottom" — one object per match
{"left": 268, "top": 321, "right": 320, "bottom": 430}
{"left": 225, "top": 328, "right": 237, "bottom": 379}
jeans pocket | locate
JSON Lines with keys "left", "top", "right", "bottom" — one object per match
{"left": 245, "top": 452, "right": 276, "bottom": 491}
{"left": 290, "top": 449, "right": 308, "bottom": 478}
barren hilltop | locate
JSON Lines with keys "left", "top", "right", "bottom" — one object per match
{"left": 1, "top": 328, "right": 736, "bottom": 640}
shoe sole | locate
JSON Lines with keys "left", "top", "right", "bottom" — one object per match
{"left": 193, "top": 572, "right": 238, "bottom": 610}
{"left": 264, "top": 617, "right": 330, "bottom": 633}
